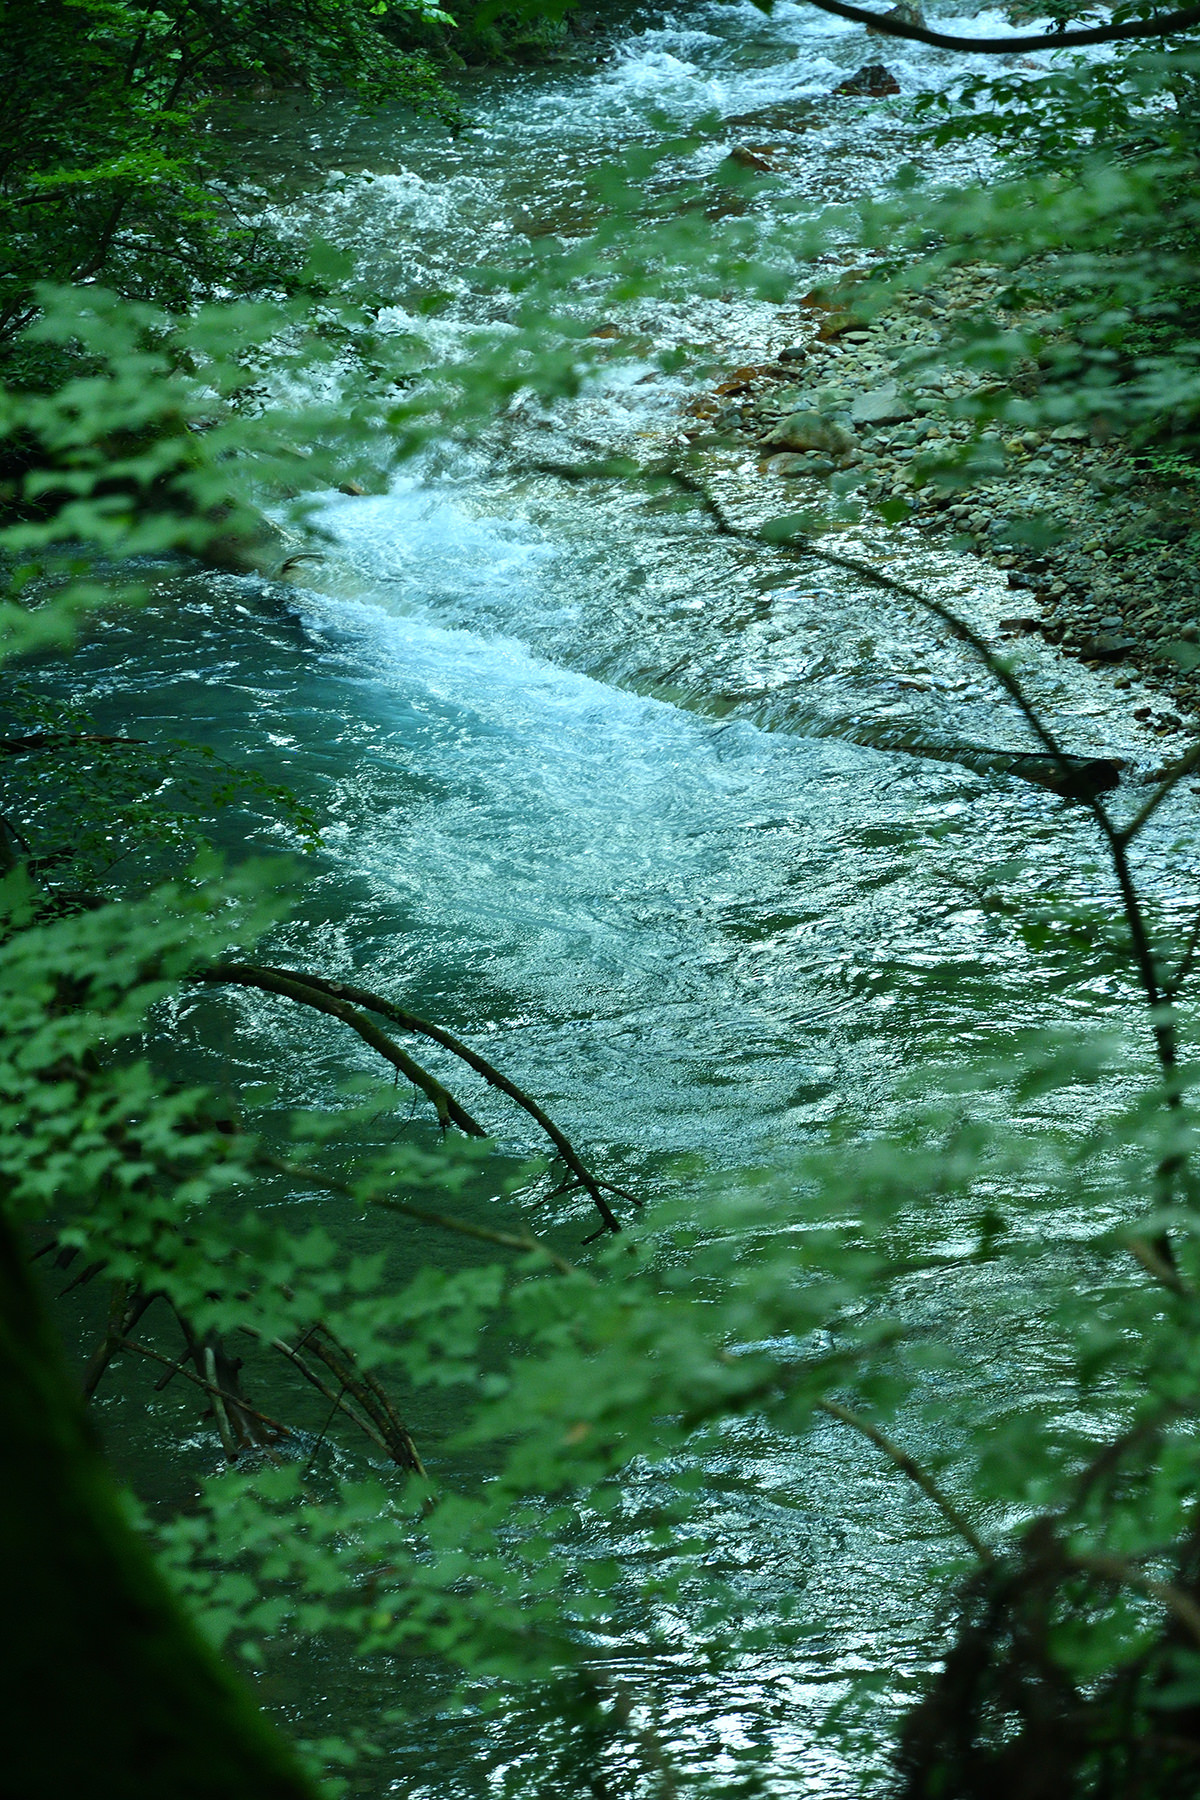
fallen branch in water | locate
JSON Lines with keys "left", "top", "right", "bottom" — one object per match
{"left": 296, "top": 1323, "right": 425, "bottom": 1475}
{"left": 116, "top": 1336, "right": 292, "bottom": 1451}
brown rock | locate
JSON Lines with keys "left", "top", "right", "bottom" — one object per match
{"left": 715, "top": 364, "right": 771, "bottom": 395}
{"left": 817, "top": 311, "right": 859, "bottom": 341}
{"left": 727, "top": 145, "right": 778, "bottom": 172}
{"left": 834, "top": 64, "right": 901, "bottom": 98}
{"left": 870, "top": 2, "right": 927, "bottom": 29}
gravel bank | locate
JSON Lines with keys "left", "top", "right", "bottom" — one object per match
{"left": 688, "top": 264, "right": 1200, "bottom": 742}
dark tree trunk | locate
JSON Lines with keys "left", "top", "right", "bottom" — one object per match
{"left": 0, "top": 1210, "right": 316, "bottom": 1800}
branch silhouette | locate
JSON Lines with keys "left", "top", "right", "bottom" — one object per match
{"left": 800, "top": 0, "right": 1200, "bottom": 53}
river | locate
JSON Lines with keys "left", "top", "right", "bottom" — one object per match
{"left": 63, "top": 2, "right": 1200, "bottom": 1794}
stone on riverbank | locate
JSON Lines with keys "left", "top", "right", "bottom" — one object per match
{"left": 760, "top": 410, "right": 855, "bottom": 455}
{"left": 694, "top": 255, "right": 1200, "bottom": 727}
{"left": 850, "top": 385, "right": 914, "bottom": 427}
{"left": 871, "top": 2, "right": 927, "bottom": 27}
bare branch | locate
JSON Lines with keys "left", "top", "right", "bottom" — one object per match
{"left": 1166, "top": 901, "right": 1200, "bottom": 1002}
{"left": 193, "top": 963, "right": 488, "bottom": 1138}
{"left": 248, "top": 1328, "right": 396, "bottom": 1460}
{"left": 221, "top": 963, "right": 633, "bottom": 1233}
{"left": 0, "top": 732, "right": 148, "bottom": 756}
{"left": 81, "top": 1281, "right": 156, "bottom": 1399}
{"left": 799, "top": 0, "right": 1200, "bottom": 55}
{"left": 204, "top": 1344, "right": 239, "bottom": 1462}
{"left": 268, "top": 1155, "right": 581, "bottom": 1278}
{"left": 818, "top": 1398, "right": 993, "bottom": 1560}
{"left": 300, "top": 1324, "right": 425, "bottom": 1475}
{"left": 1118, "top": 742, "right": 1200, "bottom": 848}
{"left": 117, "top": 1337, "right": 293, "bottom": 1442}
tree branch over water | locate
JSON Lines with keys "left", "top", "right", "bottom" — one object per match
{"left": 798, "top": 0, "right": 1200, "bottom": 53}
{"left": 196, "top": 963, "right": 633, "bottom": 1234}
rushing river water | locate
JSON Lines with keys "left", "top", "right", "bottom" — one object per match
{"left": 57, "top": 3, "right": 1200, "bottom": 1794}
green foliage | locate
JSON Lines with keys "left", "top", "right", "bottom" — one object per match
{"left": 408, "top": 0, "right": 582, "bottom": 66}
{"left": 0, "top": 0, "right": 458, "bottom": 356}
{"left": 890, "top": 30, "right": 1200, "bottom": 479}
{"left": 10, "top": 9, "right": 1200, "bottom": 1795}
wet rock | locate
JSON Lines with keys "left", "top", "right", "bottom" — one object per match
{"left": 1006, "top": 753, "right": 1125, "bottom": 801}
{"left": 715, "top": 363, "right": 772, "bottom": 395}
{"left": 760, "top": 410, "right": 856, "bottom": 455}
{"left": 1050, "top": 422, "right": 1090, "bottom": 442}
{"left": 727, "top": 144, "right": 776, "bottom": 172}
{"left": 778, "top": 344, "right": 808, "bottom": 363}
{"left": 1077, "top": 632, "right": 1139, "bottom": 662}
{"left": 835, "top": 64, "right": 901, "bottom": 98}
{"left": 849, "top": 384, "right": 914, "bottom": 427}
{"left": 816, "top": 310, "right": 861, "bottom": 341}
{"left": 203, "top": 504, "right": 298, "bottom": 575}
{"left": 338, "top": 480, "right": 367, "bottom": 496}
{"left": 871, "top": 1, "right": 927, "bottom": 28}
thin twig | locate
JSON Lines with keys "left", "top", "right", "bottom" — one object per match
{"left": 251, "top": 1329, "right": 395, "bottom": 1460}
{"left": 303, "top": 1383, "right": 348, "bottom": 1477}
{"left": 298, "top": 1324, "right": 425, "bottom": 1475}
{"left": 1165, "top": 901, "right": 1200, "bottom": 1002}
{"left": 117, "top": 1337, "right": 292, "bottom": 1440}
{"left": 267, "top": 1154, "right": 581, "bottom": 1278}
{"left": 673, "top": 467, "right": 1184, "bottom": 1071}
{"left": 1117, "top": 743, "right": 1200, "bottom": 848}
{"left": 193, "top": 963, "right": 487, "bottom": 1137}
{"left": 818, "top": 1399, "right": 993, "bottom": 1560}
{"left": 82, "top": 1282, "right": 155, "bottom": 1399}
{"left": 238, "top": 965, "right": 635, "bottom": 1231}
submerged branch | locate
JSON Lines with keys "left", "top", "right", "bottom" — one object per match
{"left": 117, "top": 1337, "right": 292, "bottom": 1444}
{"left": 301, "top": 1324, "right": 425, "bottom": 1476}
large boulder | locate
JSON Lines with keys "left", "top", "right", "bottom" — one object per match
{"left": 849, "top": 384, "right": 915, "bottom": 427}
{"left": 834, "top": 64, "right": 901, "bottom": 97}
{"left": 760, "top": 410, "right": 856, "bottom": 455}
{"left": 877, "top": 2, "right": 927, "bottom": 27}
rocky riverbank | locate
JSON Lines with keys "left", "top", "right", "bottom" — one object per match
{"left": 688, "top": 263, "right": 1200, "bottom": 741}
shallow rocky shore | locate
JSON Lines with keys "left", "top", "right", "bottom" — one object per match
{"left": 687, "top": 265, "right": 1200, "bottom": 741}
